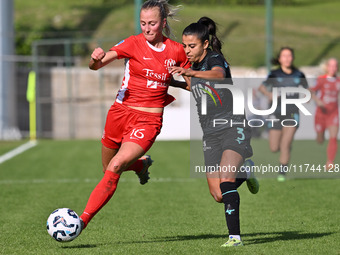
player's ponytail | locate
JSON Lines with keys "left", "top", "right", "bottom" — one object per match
{"left": 197, "top": 17, "right": 223, "bottom": 57}
{"left": 183, "top": 16, "right": 224, "bottom": 58}
{"left": 141, "top": 0, "right": 180, "bottom": 38}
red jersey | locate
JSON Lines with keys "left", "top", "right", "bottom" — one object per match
{"left": 311, "top": 74, "right": 340, "bottom": 114}
{"left": 110, "top": 34, "right": 190, "bottom": 107}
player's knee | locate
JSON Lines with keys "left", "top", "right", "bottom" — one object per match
{"left": 108, "top": 157, "right": 128, "bottom": 174}
{"left": 279, "top": 142, "right": 291, "bottom": 153}
{"left": 270, "top": 146, "right": 279, "bottom": 153}
{"left": 316, "top": 137, "right": 324, "bottom": 144}
{"left": 269, "top": 143, "right": 280, "bottom": 152}
{"left": 316, "top": 133, "right": 324, "bottom": 144}
{"left": 210, "top": 191, "right": 223, "bottom": 203}
{"left": 329, "top": 137, "right": 338, "bottom": 146}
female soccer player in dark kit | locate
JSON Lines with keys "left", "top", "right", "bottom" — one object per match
{"left": 170, "top": 17, "right": 259, "bottom": 247}
{"left": 259, "top": 47, "right": 308, "bottom": 182}
{"left": 78, "top": 0, "right": 190, "bottom": 233}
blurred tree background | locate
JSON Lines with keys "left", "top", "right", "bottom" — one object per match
{"left": 14, "top": 0, "right": 340, "bottom": 67}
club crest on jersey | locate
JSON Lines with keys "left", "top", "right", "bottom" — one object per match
{"left": 192, "top": 82, "right": 223, "bottom": 108}
{"left": 164, "top": 59, "right": 176, "bottom": 69}
{"left": 294, "top": 77, "right": 301, "bottom": 84}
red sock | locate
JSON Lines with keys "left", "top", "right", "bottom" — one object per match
{"left": 125, "top": 159, "right": 143, "bottom": 173}
{"left": 80, "top": 171, "right": 120, "bottom": 228}
{"left": 327, "top": 137, "right": 338, "bottom": 163}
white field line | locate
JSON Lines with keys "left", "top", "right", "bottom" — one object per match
{"left": 0, "top": 140, "right": 38, "bottom": 164}
{"left": 0, "top": 177, "right": 197, "bottom": 185}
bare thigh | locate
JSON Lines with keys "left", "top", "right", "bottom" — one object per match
{"left": 219, "top": 149, "right": 244, "bottom": 182}
{"left": 280, "top": 126, "right": 297, "bottom": 148}
{"left": 106, "top": 142, "right": 145, "bottom": 174}
{"left": 102, "top": 145, "right": 119, "bottom": 173}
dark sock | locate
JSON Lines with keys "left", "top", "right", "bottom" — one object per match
{"left": 280, "top": 164, "right": 287, "bottom": 175}
{"left": 235, "top": 170, "right": 247, "bottom": 189}
{"left": 220, "top": 182, "right": 240, "bottom": 235}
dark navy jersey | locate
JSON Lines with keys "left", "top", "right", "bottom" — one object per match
{"left": 263, "top": 67, "right": 309, "bottom": 115}
{"left": 191, "top": 49, "right": 247, "bottom": 135}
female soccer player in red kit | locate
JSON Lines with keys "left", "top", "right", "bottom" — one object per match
{"left": 78, "top": 0, "right": 190, "bottom": 231}
{"left": 311, "top": 58, "right": 340, "bottom": 169}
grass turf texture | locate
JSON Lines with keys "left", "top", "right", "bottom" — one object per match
{"left": 14, "top": 1, "right": 340, "bottom": 67}
{"left": 0, "top": 139, "right": 339, "bottom": 254}
{"left": 0, "top": 140, "right": 30, "bottom": 155}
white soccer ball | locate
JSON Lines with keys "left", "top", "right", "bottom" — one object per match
{"left": 46, "top": 208, "right": 81, "bottom": 242}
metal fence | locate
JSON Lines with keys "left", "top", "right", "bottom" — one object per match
{"left": 10, "top": 37, "right": 122, "bottom": 139}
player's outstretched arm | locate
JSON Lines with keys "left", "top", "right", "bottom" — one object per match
{"left": 89, "top": 48, "right": 118, "bottom": 70}
{"left": 170, "top": 77, "right": 191, "bottom": 91}
{"left": 169, "top": 66, "right": 225, "bottom": 80}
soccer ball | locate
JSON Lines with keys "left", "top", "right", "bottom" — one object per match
{"left": 46, "top": 208, "right": 81, "bottom": 242}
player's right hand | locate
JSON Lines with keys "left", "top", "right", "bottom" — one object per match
{"left": 266, "top": 92, "right": 273, "bottom": 101}
{"left": 169, "top": 66, "right": 195, "bottom": 77}
{"left": 316, "top": 99, "right": 326, "bottom": 109}
{"left": 91, "top": 47, "right": 106, "bottom": 61}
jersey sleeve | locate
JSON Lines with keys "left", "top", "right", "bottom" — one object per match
{"left": 109, "top": 36, "right": 135, "bottom": 59}
{"left": 310, "top": 76, "right": 323, "bottom": 91}
{"left": 262, "top": 71, "right": 276, "bottom": 88}
{"left": 207, "top": 54, "right": 226, "bottom": 70}
{"left": 207, "top": 54, "right": 232, "bottom": 78}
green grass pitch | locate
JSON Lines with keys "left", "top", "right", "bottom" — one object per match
{"left": 0, "top": 139, "right": 339, "bottom": 254}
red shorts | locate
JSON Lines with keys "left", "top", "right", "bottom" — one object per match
{"left": 315, "top": 109, "right": 339, "bottom": 133}
{"left": 101, "top": 102, "right": 163, "bottom": 152}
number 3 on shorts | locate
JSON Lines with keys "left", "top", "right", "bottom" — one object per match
{"left": 235, "top": 127, "right": 245, "bottom": 144}
{"left": 130, "top": 128, "right": 145, "bottom": 139}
